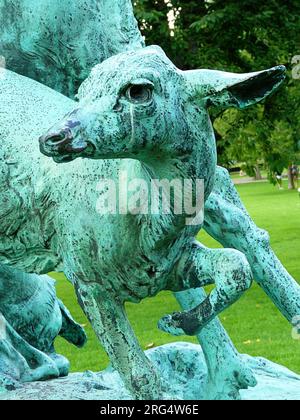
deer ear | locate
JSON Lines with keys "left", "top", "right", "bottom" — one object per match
{"left": 185, "top": 66, "right": 286, "bottom": 109}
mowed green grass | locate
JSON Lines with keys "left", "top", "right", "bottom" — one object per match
{"left": 52, "top": 181, "right": 300, "bottom": 373}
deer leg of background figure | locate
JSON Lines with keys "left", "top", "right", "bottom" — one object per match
{"left": 0, "top": 264, "right": 86, "bottom": 377}
{"left": 204, "top": 166, "right": 300, "bottom": 324}
{"left": 0, "top": 315, "right": 60, "bottom": 386}
{"left": 0, "top": 266, "right": 65, "bottom": 379}
{"left": 174, "top": 289, "right": 257, "bottom": 400}
{"left": 75, "top": 281, "right": 161, "bottom": 400}
{"left": 159, "top": 243, "right": 253, "bottom": 337}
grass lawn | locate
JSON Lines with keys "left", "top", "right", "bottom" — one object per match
{"left": 52, "top": 180, "right": 300, "bottom": 374}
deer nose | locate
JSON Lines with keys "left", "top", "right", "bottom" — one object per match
{"left": 39, "top": 128, "right": 88, "bottom": 156}
{"left": 45, "top": 132, "right": 69, "bottom": 145}
{"left": 40, "top": 128, "right": 73, "bottom": 149}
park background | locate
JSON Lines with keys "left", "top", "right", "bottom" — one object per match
{"left": 52, "top": 0, "right": 300, "bottom": 373}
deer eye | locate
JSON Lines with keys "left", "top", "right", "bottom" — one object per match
{"left": 125, "top": 84, "right": 153, "bottom": 104}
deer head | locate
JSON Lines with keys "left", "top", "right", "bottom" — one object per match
{"left": 40, "top": 46, "right": 285, "bottom": 170}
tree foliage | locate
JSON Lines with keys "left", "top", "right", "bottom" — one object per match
{"left": 134, "top": 0, "right": 300, "bottom": 183}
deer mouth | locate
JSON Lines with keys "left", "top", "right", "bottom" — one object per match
{"left": 52, "top": 154, "right": 78, "bottom": 164}
{"left": 51, "top": 143, "right": 96, "bottom": 163}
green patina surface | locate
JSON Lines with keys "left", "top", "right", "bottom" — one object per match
{"left": 0, "top": 0, "right": 299, "bottom": 401}
{"left": 0, "top": 0, "right": 144, "bottom": 98}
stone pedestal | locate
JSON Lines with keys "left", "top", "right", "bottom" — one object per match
{"left": 1, "top": 343, "right": 300, "bottom": 400}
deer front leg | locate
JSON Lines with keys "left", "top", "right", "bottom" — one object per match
{"left": 75, "top": 281, "right": 161, "bottom": 400}
{"left": 204, "top": 166, "right": 300, "bottom": 324}
{"left": 174, "top": 289, "right": 256, "bottom": 400}
{"left": 159, "top": 242, "right": 253, "bottom": 336}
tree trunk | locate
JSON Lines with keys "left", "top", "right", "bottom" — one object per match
{"left": 254, "top": 165, "right": 263, "bottom": 180}
{"left": 288, "top": 166, "right": 296, "bottom": 190}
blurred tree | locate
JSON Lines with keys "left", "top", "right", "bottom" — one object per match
{"left": 134, "top": 0, "right": 300, "bottom": 186}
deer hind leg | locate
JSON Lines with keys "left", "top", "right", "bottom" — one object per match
{"left": 205, "top": 166, "right": 300, "bottom": 326}
{"left": 159, "top": 242, "right": 253, "bottom": 337}
{"left": 174, "top": 289, "right": 256, "bottom": 400}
